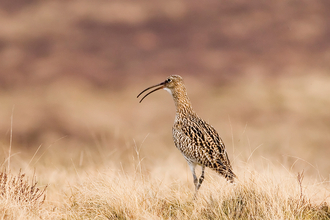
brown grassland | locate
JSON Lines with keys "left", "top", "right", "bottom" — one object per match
{"left": 1, "top": 74, "right": 330, "bottom": 219}
{"left": 1, "top": 0, "right": 330, "bottom": 219}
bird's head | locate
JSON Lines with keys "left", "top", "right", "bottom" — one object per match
{"left": 137, "top": 75, "right": 184, "bottom": 103}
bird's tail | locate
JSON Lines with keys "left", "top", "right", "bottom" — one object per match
{"left": 214, "top": 159, "right": 237, "bottom": 183}
{"left": 224, "top": 168, "right": 237, "bottom": 184}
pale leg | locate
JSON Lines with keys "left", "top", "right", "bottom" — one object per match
{"left": 188, "top": 163, "right": 198, "bottom": 192}
{"left": 189, "top": 163, "right": 206, "bottom": 199}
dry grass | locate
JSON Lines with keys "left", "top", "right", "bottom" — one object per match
{"left": 62, "top": 168, "right": 330, "bottom": 220}
{"left": 0, "top": 169, "right": 47, "bottom": 205}
{"left": 0, "top": 169, "right": 47, "bottom": 219}
{"left": 0, "top": 74, "right": 330, "bottom": 219}
{"left": 0, "top": 73, "right": 329, "bottom": 220}
{"left": 1, "top": 145, "right": 330, "bottom": 220}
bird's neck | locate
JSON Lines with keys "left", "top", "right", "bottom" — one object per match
{"left": 170, "top": 86, "right": 195, "bottom": 116}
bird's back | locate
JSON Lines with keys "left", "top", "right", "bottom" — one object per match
{"left": 173, "top": 113, "right": 236, "bottom": 182}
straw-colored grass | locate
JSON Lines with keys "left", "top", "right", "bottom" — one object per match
{"left": 1, "top": 74, "right": 330, "bottom": 219}
{"left": 1, "top": 149, "right": 330, "bottom": 220}
{"left": 63, "top": 168, "right": 329, "bottom": 220}
{"left": 0, "top": 169, "right": 47, "bottom": 219}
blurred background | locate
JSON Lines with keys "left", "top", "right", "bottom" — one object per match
{"left": 0, "top": 0, "right": 329, "bottom": 179}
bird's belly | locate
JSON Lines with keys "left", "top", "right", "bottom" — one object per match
{"left": 176, "top": 144, "right": 200, "bottom": 163}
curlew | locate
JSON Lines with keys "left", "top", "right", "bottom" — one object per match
{"left": 137, "top": 75, "right": 236, "bottom": 195}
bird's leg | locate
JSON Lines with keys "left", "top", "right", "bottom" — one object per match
{"left": 196, "top": 165, "right": 205, "bottom": 190}
{"left": 188, "top": 163, "right": 199, "bottom": 192}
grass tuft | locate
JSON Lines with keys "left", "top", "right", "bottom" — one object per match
{"left": 0, "top": 169, "right": 47, "bottom": 207}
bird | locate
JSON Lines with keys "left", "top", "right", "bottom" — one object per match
{"left": 137, "top": 75, "right": 236, "bottom": 195}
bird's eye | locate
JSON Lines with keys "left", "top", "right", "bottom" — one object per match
{"left": 166, "top": 79, "right": 172, "bottom": 83}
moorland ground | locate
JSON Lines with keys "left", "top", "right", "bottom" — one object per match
{"left": 1, "top": 1, "right": 330, "bottom": 219}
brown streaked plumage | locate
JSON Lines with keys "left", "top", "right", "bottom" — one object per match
{"left": 137, "top": 75, "right": 236, "bottom": 195}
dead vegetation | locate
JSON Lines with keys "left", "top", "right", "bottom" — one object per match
{"left": 0, "top": 169, "right": 47, "bottom": 206}
{"left": 1, "top": 147, "right": 330, "bottom": 219}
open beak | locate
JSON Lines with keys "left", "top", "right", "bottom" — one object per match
{"left": 137, "top": 81, "right": 166, "bottom": 103}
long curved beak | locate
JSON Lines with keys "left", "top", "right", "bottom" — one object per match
{"left": 137, "top": 81, "right": 165, "bottom": 103}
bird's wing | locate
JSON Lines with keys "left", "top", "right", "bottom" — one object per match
{"left": 173, "top": 117, "right": 235, "bottom": 180}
